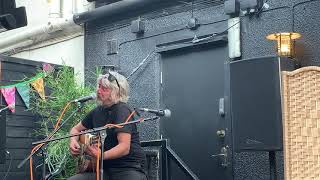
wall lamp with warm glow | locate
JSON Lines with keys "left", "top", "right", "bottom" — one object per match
{"left": 266, "top": 32, "right": 301, "bottom": 57}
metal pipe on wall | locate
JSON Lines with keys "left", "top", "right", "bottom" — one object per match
{"left": 73, "top": 0, "right": 184, "bottom": 25}
{"left": 0, "top": 0, "right": 95, "bottom": 53}
{"left": 62, "top": 0, "right": 74, "bottom": 18}
{"left": 48, "top": 0, "right": 62, "bottom": 18}
{"left": 0, "top": 17, "right": 77, "bottom": 50}
{"left": 228, "top": 17, "right": 241, "bottom": 59}
{"left": 0, "top": 0, "right": 184, "bottom": 53}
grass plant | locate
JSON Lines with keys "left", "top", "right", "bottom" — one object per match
{"left": 31, "top": 66, "right": 96, "bottom": 179}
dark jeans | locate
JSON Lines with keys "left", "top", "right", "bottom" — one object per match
{"left": 67, "top": 168, "right": 147, "bottom": 180}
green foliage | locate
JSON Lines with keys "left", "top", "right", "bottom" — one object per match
{"left": 30, "top": 66, "right": 96, "bottom": 179}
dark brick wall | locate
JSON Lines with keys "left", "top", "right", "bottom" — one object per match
{"left": 85, "top": 0, "right": 320, "bottom": 179}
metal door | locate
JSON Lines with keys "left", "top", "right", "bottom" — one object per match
{"left": 160, "top": 42, "right": 233, "bottom": 180}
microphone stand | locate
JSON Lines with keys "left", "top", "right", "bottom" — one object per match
{"left": 17, "top": 102, "right": 86, "bottom": 178}
{"left": 0, "top": 105, "right": 10, "bottom": 113}
{"left": 32, "top": 116, "right": 160, "bottom": 180}
{"left": 99, "top": 129, "right": 107, "bottom": 180}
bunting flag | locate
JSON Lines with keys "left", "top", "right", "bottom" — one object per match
{"left": 16, "top": 84, "right": 30, "bottom": 108}
{"left": 43, "top": 63, "right": 54, "bottom": 75}
{"left": 0, "top": 73, "right": 44, "bottom": 89}
{"left": 1, "top": 87, "right": 16, "bottom": 112}
{"left": 31, "top": 78, "right": 45, "bottom": 100}
{"left": 0, "top": 73, "right": 45, "bottom": 109}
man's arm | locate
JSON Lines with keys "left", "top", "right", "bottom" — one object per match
{"left": 69, "top": 122, "right": 87, "bottom": 156}
{"left": 104, "top": 132, "right": 131, "bottom": 160}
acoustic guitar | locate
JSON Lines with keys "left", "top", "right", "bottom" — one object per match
{"left": 77, "top": 133, "right": 99, "bottom": 173}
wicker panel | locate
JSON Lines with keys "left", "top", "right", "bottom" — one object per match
{"left": 282, "top": 66, "right": 320, "bottom": 180}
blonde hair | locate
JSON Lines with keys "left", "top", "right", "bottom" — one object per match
{"left": 97, "top": 71, "right": 129, "bottom": 104}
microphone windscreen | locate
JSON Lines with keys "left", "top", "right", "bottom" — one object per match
{"left": 90, "top": 93, "right": 97, "bottom": 100}
{"left": 163, "top": 109, "right": 171, "bottom": 118}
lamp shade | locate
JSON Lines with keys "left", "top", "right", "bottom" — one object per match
{"left": 266, "top": 32, "right": 301, "bottom": 57}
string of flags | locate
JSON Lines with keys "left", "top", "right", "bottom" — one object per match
{"left": 0, "top": 63, "right": 54, "bottom": 113}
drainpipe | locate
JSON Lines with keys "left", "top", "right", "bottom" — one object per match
{"left": 72, "top": 0, "right": 95, "bottom": 14}
{"left": 0, "top": 0, "right": 85, "bottom": 52}
{"left": 0, "top": 0, "right": 183, "bottom": 52}
{"left": 62, "top": 0, "right": 73, "bottom": 18}
{"left": 228, "top": 17, "right": 241, "bottom": 59}
{"left": 73, "top": 0, "right": 182, "bottom": 25}
{"left": 48, "top": 0, "right": 62, "bottom": 18}
{"left": 0, "top": 16, "right": 79, "bottom": 51}
{"left": 62, "top": 0, "right": 94, "bottom": 18}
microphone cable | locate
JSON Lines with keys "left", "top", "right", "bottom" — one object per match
{"left": 96, "top": 136, "right": 101, "bottom": 180}
{"left": 2, "top": 151, "right": 12, "bottom": 180}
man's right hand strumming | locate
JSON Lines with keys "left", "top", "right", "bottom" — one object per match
{"left": 69, "top": 122, "right": 87, "bottom": 156}
{"left": 69, "top": 138, "right": 81, "bottom": 156}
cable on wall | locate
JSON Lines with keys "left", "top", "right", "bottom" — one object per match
{"left": 126, "top": 49, "right": 156, "bottom": 80}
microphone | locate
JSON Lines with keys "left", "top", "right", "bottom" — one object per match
{"left": 137, "top": 108, "right": 171, "bottom": 118}
{"left": 71, "top": 93, "right": 96, "bottom": 103}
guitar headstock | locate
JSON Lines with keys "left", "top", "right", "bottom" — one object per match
{"left": 90, "top": 135, "right": 99, "bottom": 145}
{"left": 79, "top": 133, "right": 99, "bottom": 146}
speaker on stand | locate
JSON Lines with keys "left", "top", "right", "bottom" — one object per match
{"left": 229, "top": 56, "right": 295, "bottom": 180}
{"left": 230, "top": 56, "right": 294, "bottom": 151}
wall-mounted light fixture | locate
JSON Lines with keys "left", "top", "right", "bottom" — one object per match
{"left": 131, "top": 19, "right": 145, "bottom": 34}
{"left": 266, "top": 32, "right": 301, "bottom": 57}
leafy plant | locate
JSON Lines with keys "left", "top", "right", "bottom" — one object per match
{"left": 30, "top": 65, "right": 96, "bottom": 179}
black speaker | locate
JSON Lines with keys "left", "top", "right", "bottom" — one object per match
{"left": 0, "top": 0, "right": 27, "bottom": 31}
{"left": 230, "top": 56, "right": 295, "bottom": 152}
{"left": 0, "top": 106, "right": 6, "bottom": 164}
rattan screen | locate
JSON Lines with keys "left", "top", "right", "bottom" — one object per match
{"left": 282, "top": 66, "right": 320, "bottom": 180}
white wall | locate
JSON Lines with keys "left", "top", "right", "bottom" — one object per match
{"left": 12, "top": 36, "right": 85, "bottom": 84}
{"left": 0, "top": 0, "right": 94, "bottom": 84}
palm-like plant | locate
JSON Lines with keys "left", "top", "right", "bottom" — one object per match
{"left": 31, "top": 66, "right": 96, "bottom": 179}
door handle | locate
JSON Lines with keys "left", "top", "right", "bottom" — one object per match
{"left": 219, "top": 98, "right": 225, "bottom": 117}
{"left": 211, "top": 146, "right": 228, "bottom": 167}
{"left": 216, "top": 129, "right": 226, "bottom": 138}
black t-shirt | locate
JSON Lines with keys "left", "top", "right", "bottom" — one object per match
{"left": 81, "top": 102, "right": 146, "bottom": 170}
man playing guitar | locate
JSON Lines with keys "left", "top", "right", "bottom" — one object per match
{"left": 68, "top": 71, "right": 147, "bottom": 180}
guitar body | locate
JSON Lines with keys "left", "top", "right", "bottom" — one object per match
{"left": 77, "top": 155, "right": 96, "bottom": 173}
{"left": 77, "top": 134, "right": 98, "bottom": 173}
